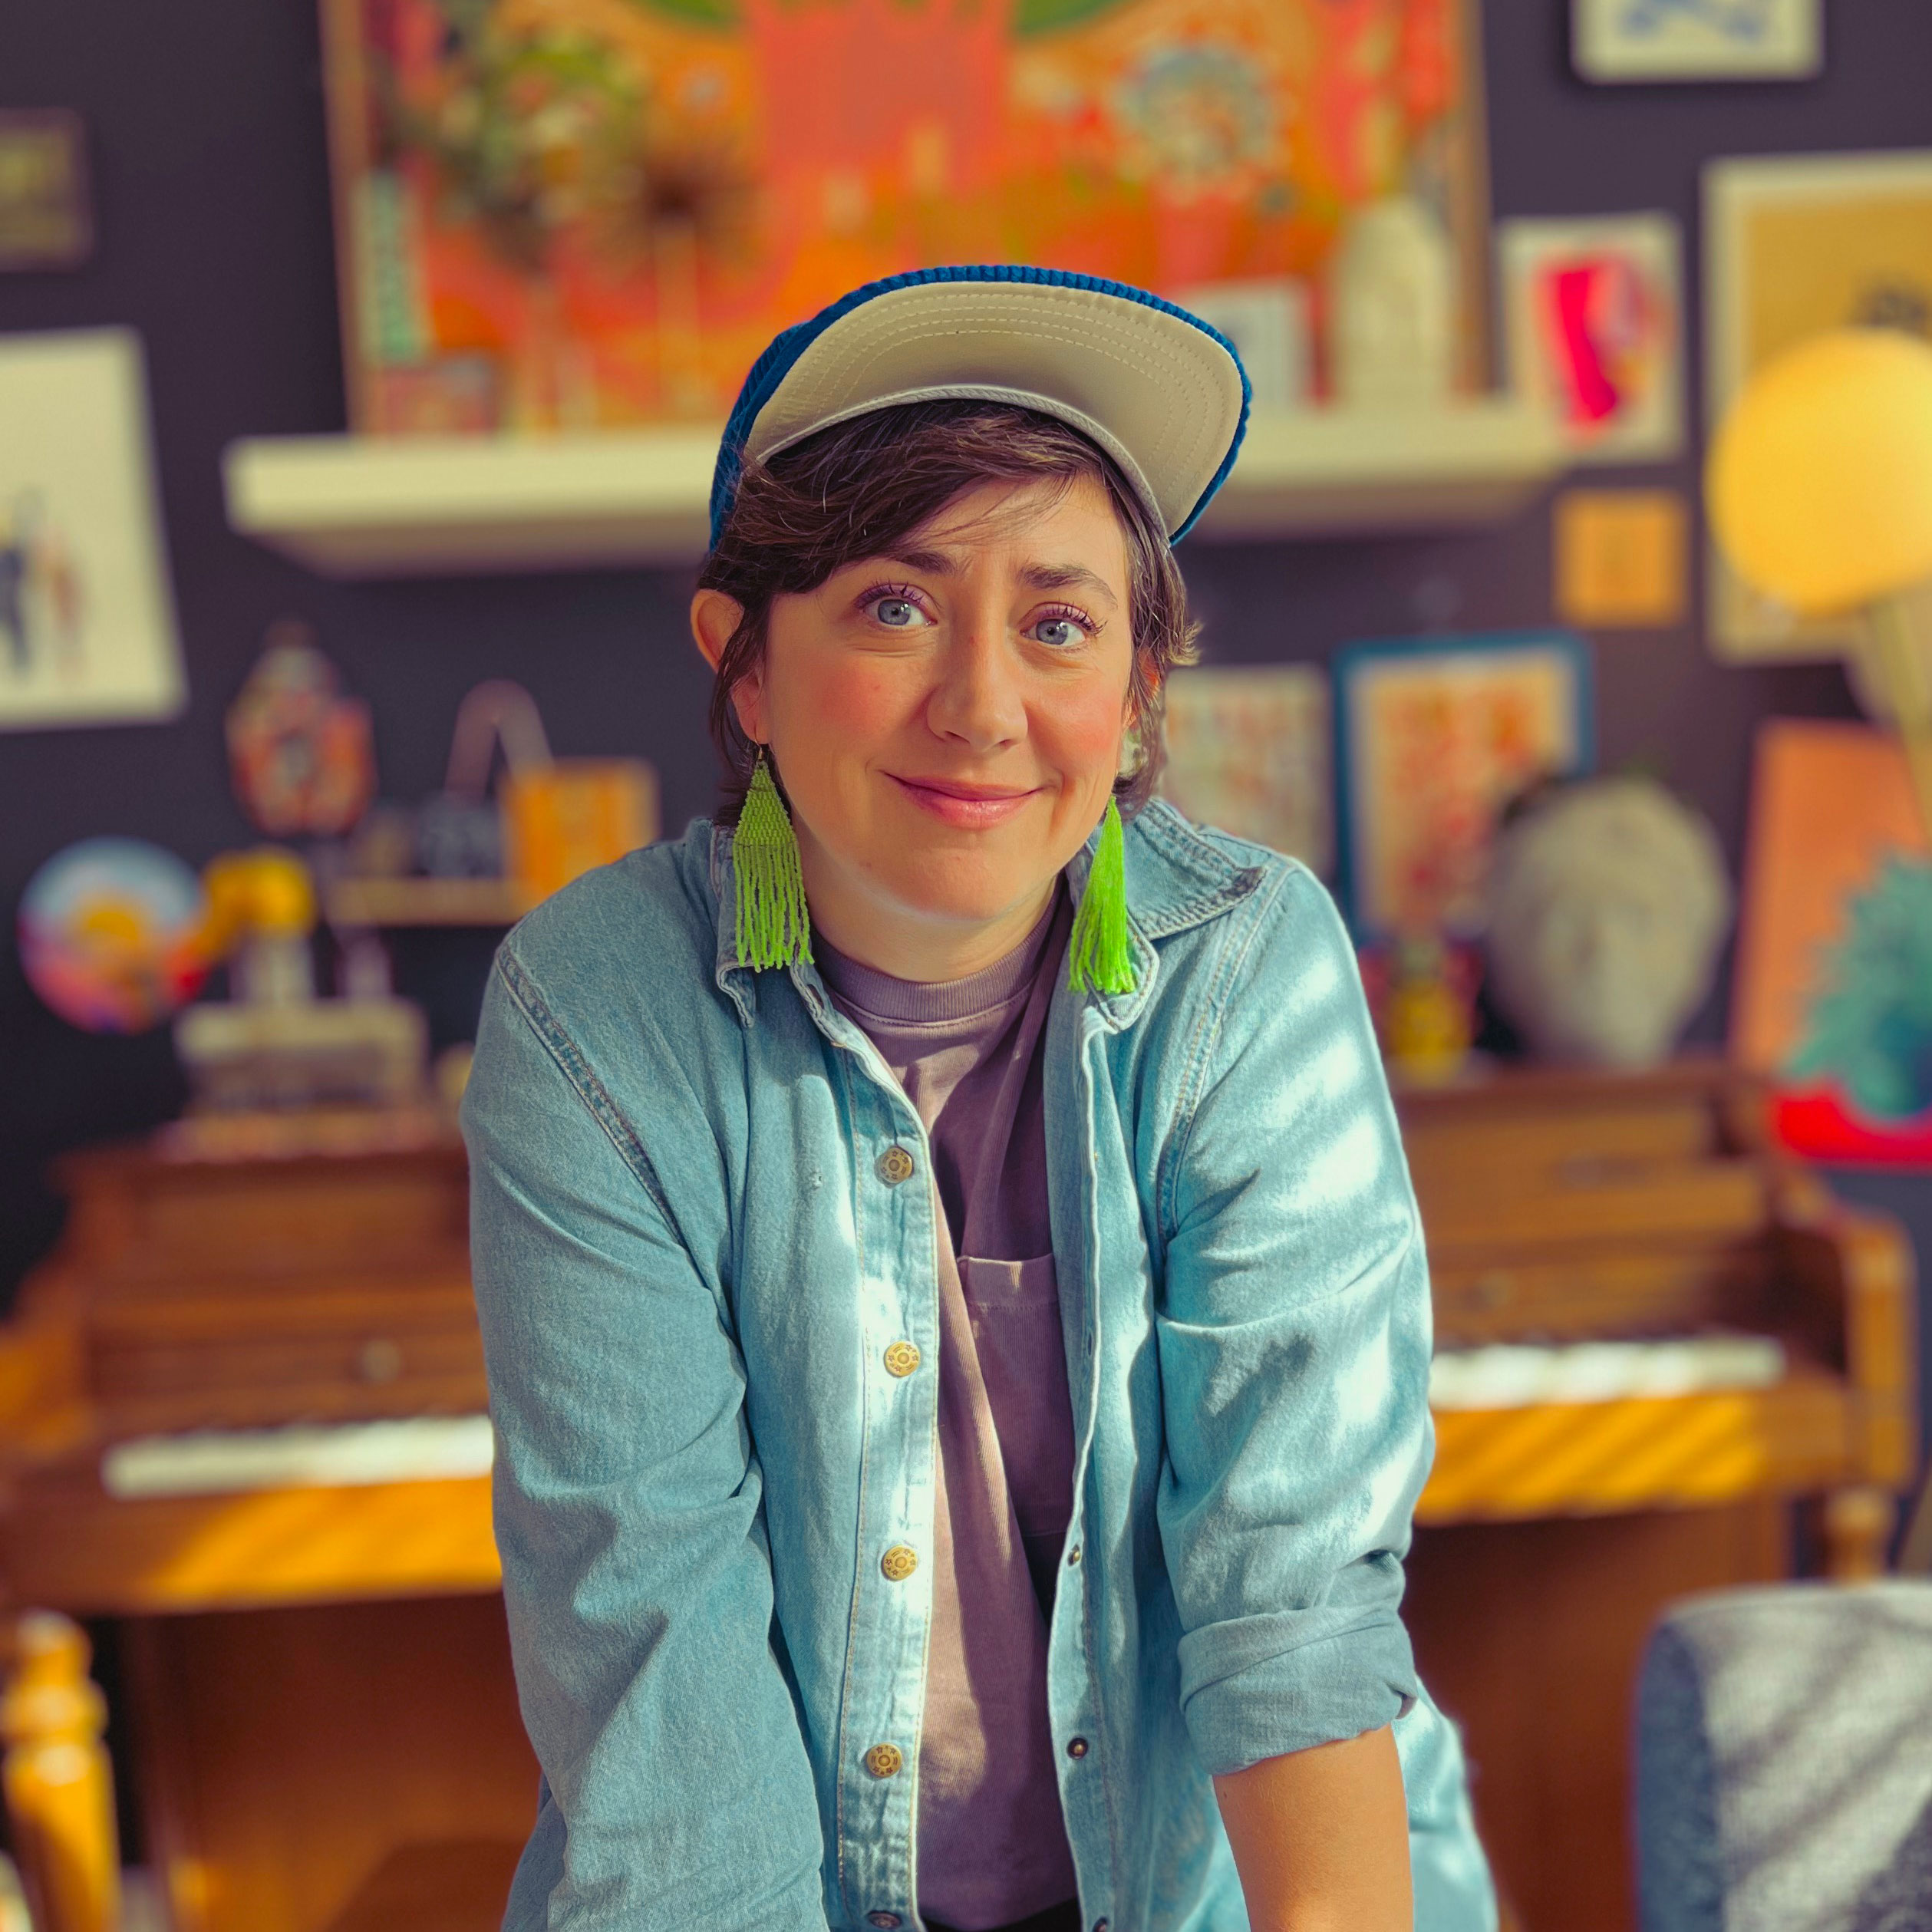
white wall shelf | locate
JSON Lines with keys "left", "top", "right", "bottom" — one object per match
{"left": 223, "top": 399, "right": 1563, "bottom": 579}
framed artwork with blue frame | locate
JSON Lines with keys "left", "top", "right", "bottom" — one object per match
{"left": 1334, "top": 631, "right": 1594, "bottom": 940}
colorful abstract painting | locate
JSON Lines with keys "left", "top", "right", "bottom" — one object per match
{"left": 1159, "top": 664, "right": 1330, "bottom": 872}
{"left": 1335, "top": 633, "right": 1593, "bottom": 941}
{"left": 321, "top": 0, "right": 1487, "bottom": 430}
{"left": 1732, "top": 719, "right": 1932, "bottom": 1165}
{"left": 1498, "top": 213, "right": 1683, "bottom": 465}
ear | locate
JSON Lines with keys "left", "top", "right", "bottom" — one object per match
{"left": 691, "top": 588, "right": 768, "bottom": 743}
{"left": 689, "top": 588, "right": 741, "bottom": 673}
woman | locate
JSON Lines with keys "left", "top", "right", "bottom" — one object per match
{"left": 463, "top": 265, "right": 1497, "bottom": 1932}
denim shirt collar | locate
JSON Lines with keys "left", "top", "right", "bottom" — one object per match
{"left": 706, "top": 798, "right": 1265, "bottom": 1034}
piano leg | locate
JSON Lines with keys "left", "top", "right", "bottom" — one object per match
{"left": 0, "top": 1612, "right": 122, "bottom": 1932}
{"left": 1823, "top": 1485, "right": 1897, "bottom": 1581}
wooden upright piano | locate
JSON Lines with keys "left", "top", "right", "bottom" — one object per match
{"left": 0, "top": 1060, "right": 1915, "bottom": 1932}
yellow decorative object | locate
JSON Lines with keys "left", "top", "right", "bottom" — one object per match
{"left": 499, "top": 760, "right": 659, "bottom": 905}
{"left": 201, "top": 847, "right": 317, "bottom": 949}
{"left": 1706, "top": 325, "right": 1932, "bottom": 836}
{"left": 1552, "top": 488, "right": 1689, "bottom": 629}
{"left": 0, "top": 1614, "right": 120, "bottom": 1932}
{"left": 1380, "top": 936, "right": 1474, "bottom": 1087}
{"left": 1706, "top": 327, "right": 1932, "bottom": 618}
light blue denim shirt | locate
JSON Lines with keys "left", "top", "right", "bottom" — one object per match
{"left": 461, "top": 800, "right": 1497, "bottom": 1932}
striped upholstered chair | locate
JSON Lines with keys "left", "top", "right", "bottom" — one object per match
{"left": 1634, "top": 1582, "right": 1932, "bottom": 1930}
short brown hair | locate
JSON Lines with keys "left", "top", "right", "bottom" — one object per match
{"left": 697, "top": 401, "right": 1198, "bottom": 823}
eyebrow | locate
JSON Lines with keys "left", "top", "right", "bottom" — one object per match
{"left": 878, "top": 547, "right": 1120, "bottom": 608}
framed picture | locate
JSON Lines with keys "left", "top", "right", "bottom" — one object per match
{"left": 318, "top": 0, "right": 1492, "bottom": 434}
{"left": 1572, "top": 0, "right": 1822, "bottom": 83}
{"left": 1498, "top": 213, "right": 1683, "bottom": 464}
{"left": 0, "top": 330, "right": 185, "bottom": 731}
{"left": 1704, "top": 148, "right": 1932, "bottom": 659}
{"left": 1158, "top": 664, "right": 1330, "bottom": 873}
{"left": 1334, "top": 633, "right": 1594, "bottom": 940}
{"left": 1732, "top": 719, "right": 1932, "bottom": 1165}
{"left": 0, "top": 110, "right": 91, "bottom": 269}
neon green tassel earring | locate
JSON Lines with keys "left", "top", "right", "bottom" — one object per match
{"left": 1068, "top": 796, "right": 1136, "bottom": 995}
{"left": 735, "top": 752, "right": 813, "bottom": 970}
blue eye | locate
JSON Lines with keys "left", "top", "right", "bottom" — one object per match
{"left": 874, "top": 597, "right": 920, "bottom": 628}
{"left": 1033, "top": 616, "right": 1085, "bottom": 648}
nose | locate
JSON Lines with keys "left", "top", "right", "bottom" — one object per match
{"left": 924, "top": 601, "right": 1026, "bottom": 752}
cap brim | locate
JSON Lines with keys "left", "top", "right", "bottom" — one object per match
{"left": 720, "top": 269, "right": 1249, "bottom": 546}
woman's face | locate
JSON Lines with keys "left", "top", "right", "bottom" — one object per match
{"left": 692, "top": 471, "right": 1139, "bottom": 977}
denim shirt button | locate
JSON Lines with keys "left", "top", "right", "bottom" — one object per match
{"left": 863, "top": 1742, "right": 904, "bottom": 1779}
{"left": 880, "top": 1545, "right": 918, "bottom": 1581}
{"left": 875, "top": 1145, "right": 916, "bottom": 1185}
{"left": 867, "top": 1915, "right": 902, "bottom": 1929}
{"left": 882, "top": 1340, "right": 921, "bottom": 1377}
{"left": 1066, "top": 1736, "right": 1090, "bottom": 1759}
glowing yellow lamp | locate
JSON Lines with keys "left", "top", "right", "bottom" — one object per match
{"left": 1706, "top": 327, "right": 1932, "bottom": 829}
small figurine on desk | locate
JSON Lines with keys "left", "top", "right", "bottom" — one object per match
{"left": 173, "top": 846, "right": 428, "bottom": 1121}
{"left": 1485, "top": 773, "right": 1731, "bottom": 1068}
{"left": 1361, "top": 931, "right": 1480, "bottom": 1086}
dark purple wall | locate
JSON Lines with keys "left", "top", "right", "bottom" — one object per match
{"left": 2, "top": 1, "right": 1927, "bottom": 1301}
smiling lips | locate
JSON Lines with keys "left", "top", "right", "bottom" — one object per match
{"left": 889, "top": 774, "right": 1040, "bottom": 829}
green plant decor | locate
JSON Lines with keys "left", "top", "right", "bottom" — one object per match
{"left": 1788, "top": 854, "right": 1932, "bottom": 1120}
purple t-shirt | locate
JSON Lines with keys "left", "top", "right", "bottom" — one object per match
{"left": 818, "top": 890, "right": 1080, "bottom": 1931}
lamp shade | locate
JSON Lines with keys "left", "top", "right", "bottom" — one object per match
{"left": 1706, "top": 328, "right": 1932, "bottom": 616}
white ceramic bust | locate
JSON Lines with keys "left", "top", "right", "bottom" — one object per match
{"left": 1485, "top": 776, "right": 1732, "bottom": 1070}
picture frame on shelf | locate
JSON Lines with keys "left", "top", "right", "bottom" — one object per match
{"left": 1571, "top": 0, "right": 1822, "bottom": 83}
{"left": 1498, "top": 213, "right": 1683, "bottom": 465}
{"left": 1158, "top": 664, "right": 1331, "bottom": 874}
{"left": 0, "top": 330, "right": 185, "bottom": 731}
{"left": 1334, "top": 632, "right": 1594, "bottom": 941}
{"left": 1704, "top": 149, "right": 1932, "bottom": 659}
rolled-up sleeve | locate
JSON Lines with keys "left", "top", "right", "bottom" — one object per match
{"left": 462, "top": 951, "right": 829, "bottom": 1930}
{"left": 1155, "top": 865, "right": 1433, "bottom": 1778}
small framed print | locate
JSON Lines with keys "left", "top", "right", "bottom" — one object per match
{"left": 1553, "top": 488, "right": 1690, "bottom": 628}
{"left": 1159, "top": 664, "right": 1331, "bottom": 873}
{"left": 1498, "top": 213, "right": 1684, "bottom": 464}
{"left": 1573, "top": 0, "right": 1822, "bottom": 84}
{"left": 0, "top": 110, "right": 92, "bottom": 270}
{"left": 0, "top": 330, "right": 186, "bottom": 730}
{"left": 1335, "top": 633, "right": 1594, "bottom": 940}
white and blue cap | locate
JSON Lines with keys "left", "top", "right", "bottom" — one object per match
{"left": 708, "top": 263, "right": 1251, "bottom": 550}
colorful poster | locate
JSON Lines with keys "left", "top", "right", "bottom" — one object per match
{"left": 1335, "top": 633, "right": 1593, "bottom": 939}
{"left": 1731, "top": 718, "right": 1932, "bottom": 1165}
{"left": 320, "top": 0, "right": 1488, "bottom": 431}
{"left": 1159, "top": 664, "right": 1330, "bottom": 872}
{"left": 1498, "top": 213, "right": 1683, "bottom": 465}
{"left": 0, "top": 329, "right": 184, "bottom": 730}
{"left": 1704, "top": 150, "right": 1932, "bottom": 658}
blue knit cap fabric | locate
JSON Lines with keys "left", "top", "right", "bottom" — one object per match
{"left": 707, "top": 262, "right": 1251, "bottom": 549}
